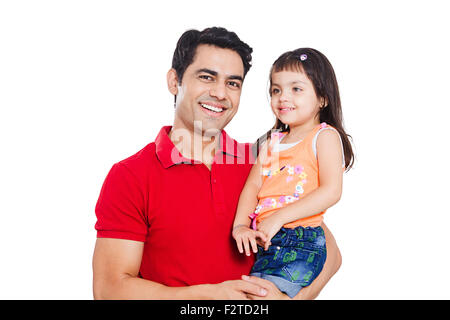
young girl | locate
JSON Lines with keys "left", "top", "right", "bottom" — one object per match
{"left": 232, "top": 48, "right": 354, "bottom": 298}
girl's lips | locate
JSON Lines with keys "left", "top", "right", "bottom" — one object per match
{"left": 278, "top": 107, "right": 295, "bottom": 114}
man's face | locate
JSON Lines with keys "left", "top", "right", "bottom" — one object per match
{"left": 171, "top": 44, "right": 244, "bottom": 135}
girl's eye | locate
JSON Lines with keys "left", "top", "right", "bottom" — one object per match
{"left": 293, "top": 87, "right": 303, "bottom": 92}
{"left": 271, "top": 88, "right": 280, "bottom": 94}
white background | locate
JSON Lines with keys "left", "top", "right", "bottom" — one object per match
{"left": 1, "top": 0, "right": 449, "bottom": 299}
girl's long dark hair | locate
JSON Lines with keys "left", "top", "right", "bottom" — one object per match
{"left": 253, "top": 48, "right": 354, "bottom": 171}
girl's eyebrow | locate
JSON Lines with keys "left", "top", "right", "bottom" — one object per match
{"left": 291, "top": 80, "right": 307, "bottom": 85}
{"left": 271, "top": 80, "right": 307, "bottom": 87}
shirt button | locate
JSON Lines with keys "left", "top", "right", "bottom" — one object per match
{"left": 276, "top": 246, "right": 281, "bottom": 250}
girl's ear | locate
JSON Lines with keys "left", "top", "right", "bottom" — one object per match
{"left": 320, "top": 96, "right": 329, "bottom": 108}
{"left": 167, "top": 68, "right": 179, "bottom": 96}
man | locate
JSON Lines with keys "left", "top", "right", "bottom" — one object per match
{"left": 93, "top": 27, "right": 341, "bottom": 299}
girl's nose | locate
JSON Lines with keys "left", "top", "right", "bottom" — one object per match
{"left": 279, "top": 91, "right": 290, "bottom": 102}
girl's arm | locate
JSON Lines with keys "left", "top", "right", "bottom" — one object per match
{"left": 232, "top": 142, "right": 269, "bottom": 254}
{"left": 278, "top": 128, "right": 343, "bottom": 222}
{"left": 258, "top": 129, "right": 343, "bottom": 247}
{"left": 233, "top": 141, "right": 269, "bottom": 228}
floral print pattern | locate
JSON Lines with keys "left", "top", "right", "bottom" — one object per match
{"left": 253, "top": 163, "right": 308, "bottom": 216}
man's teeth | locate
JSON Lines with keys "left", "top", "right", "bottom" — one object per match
{"left": 201, "top": 103, "right": 223, "bottom": 113}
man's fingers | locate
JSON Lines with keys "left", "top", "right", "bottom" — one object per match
{"left": 242, "top": 275, "right": 275, "bottom": 290}
{"left": 237, "top": 278, "right": 267, "bottom": 297}
{"left": 219, "top": 280, "right": 251, "bottom": 299}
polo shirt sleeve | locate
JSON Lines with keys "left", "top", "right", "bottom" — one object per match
{"left": 95, "top": 162, "right": 148, "bottom": 242}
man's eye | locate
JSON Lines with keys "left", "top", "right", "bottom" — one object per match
{"left": 228, "top": 81, "right": 241, "bottom": 88}
{"left": 293, "top": 87, "right": 303, "bottom": 92}
{"left": 199, "top": 75, "right": 213, "bottom": 81}
{"left": 271, "top": 88, "right": 280, "bottom": 94}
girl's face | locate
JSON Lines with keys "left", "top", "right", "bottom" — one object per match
{"left": 270, "top": 70, "right": 323, "bottom": 129}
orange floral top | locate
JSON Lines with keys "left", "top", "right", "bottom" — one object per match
{"left": 251, "top": 123, "right": 341, "bottom": 229}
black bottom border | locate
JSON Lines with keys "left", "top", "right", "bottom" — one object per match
{"left": 0, "top": 300, "right": 448, "bottom": 318}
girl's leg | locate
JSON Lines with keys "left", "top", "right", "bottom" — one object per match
{"left": 293, "top": 223, "right": 342, "bottom": 299}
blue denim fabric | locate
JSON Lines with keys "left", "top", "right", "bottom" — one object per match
{"left": 250, "top": 226, "right": 327, "bottom": 298}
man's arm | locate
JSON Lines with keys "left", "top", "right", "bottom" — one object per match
{"left": 92, "top": 238, "right": 268, "bottom": 300}
{"left": 242, "top": 222, "right": 342, "bottom": 300}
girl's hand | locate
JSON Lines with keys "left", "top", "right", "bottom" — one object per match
{"left": 232, "top": 225, "right": 267, "bottom": 256}
{"left": 256, "top": 215, "right": 283, "bottom": 251}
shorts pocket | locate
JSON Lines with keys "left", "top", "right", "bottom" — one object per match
{"left": 282, "top": 246, "right": 327, "bottom": 286}
{"left": 251, "top": 244, "right": 284, "bottom": 273}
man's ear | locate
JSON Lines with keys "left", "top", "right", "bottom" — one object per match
{"left": 167, "top": 68, "right": 179, "bottom": 96}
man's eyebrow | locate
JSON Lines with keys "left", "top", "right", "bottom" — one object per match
{"left": 228, "top": 75, "right": 244, "bottom": 82}
{"left": 196, "top": 68, "right": 218, "bottom": 76}
{"left": 196, "top": 68, "right": 243, "bottom": 82}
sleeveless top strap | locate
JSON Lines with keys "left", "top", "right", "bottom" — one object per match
{"left": 312, "top": 122, "right": 345, "bottom": 168}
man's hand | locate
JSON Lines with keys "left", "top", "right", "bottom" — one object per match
{"left": 213, "top": 279, "right": 268, "bottom": 300}
{"left": 232, "top": 225, "right": 267, "bottom": 256}
{"left": 255, "top": 215, "right": 283, "bottom": 251}
{"left": 241, "top": 275, "right": 290, "bottom": 300}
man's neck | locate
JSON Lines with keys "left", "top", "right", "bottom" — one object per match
{"left": 169, "top": 123, "right": 221, "bottom": 169}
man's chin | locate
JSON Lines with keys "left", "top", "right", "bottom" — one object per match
{"left": 193, "top": 119, "right": 227, "bottom": 137}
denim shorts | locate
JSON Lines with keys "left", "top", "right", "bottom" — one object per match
{"left": 250, "top": 225, "right": 327, "bottom": 298}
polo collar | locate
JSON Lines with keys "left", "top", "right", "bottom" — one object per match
{"left": 218, "top": 129, "right": 245, "bottom": 159}
{"left": 155, "top": 126, "right": 244, "bottom": 168}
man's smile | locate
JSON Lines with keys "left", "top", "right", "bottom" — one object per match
{"left": 199, "top": 101, "right": 229, "bottom": 117}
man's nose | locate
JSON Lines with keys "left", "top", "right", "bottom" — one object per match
{"left": 210, "top": 82, "right": 226, "bottom": 100}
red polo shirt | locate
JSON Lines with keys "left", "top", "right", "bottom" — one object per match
{"left": 95, "top": 126, "right": 255, "bottom": 286}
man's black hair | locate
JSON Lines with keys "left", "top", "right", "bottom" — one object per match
{"left": 171, "top": 27, "right": 253, "bottom": 84}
